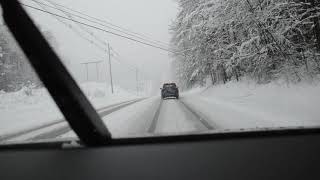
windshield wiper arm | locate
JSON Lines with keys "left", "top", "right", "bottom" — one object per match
{"left": 0, "top": 0, "right": 112, "bottom": 146}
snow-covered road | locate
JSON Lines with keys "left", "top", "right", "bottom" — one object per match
{"left": 3, "top": 81, "right": 320, "bottom": 143}
{"left": 90, "top": 97, "right": 214, "bottom": 138}
{"left": 62, "top": 85, "right": 320, "bottom": 139}
{"left": 153, "top": 99, "right": 212, "bottom": 134}
{"left": 2, "top": 96, "right": 215, "bottom": 142}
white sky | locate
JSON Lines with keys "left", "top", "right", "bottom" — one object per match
{"left": 20, "top": 0, "right": 178, "bottom": 94}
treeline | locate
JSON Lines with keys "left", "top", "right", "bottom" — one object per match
{"left": 0, "top": 25, "right": 57, "bottom": 92}
{"left": 170, "top": 0, "right": 320, "bottom": 88}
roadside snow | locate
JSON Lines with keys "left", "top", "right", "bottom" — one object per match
{"left": 0, "top": 82, "right": 137, "bottom": 137}
{"left": 182, "top": 80, "right": 320, "bottom": 130}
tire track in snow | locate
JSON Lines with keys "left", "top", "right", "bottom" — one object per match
{"left": 148, "top": 99, "right": 163, "bottom": 133}
{"left": 178, "top": 100, "right": 214, "bottom": 130}
{"left": 148, "top": 98, "right": 214, "bottom": 134}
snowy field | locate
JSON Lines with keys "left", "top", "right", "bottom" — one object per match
{"left": 0, "top": 82, "right": 138, "bottom": 137}
{"left": 183, "top": 80, "right": 320, "bottom": 129}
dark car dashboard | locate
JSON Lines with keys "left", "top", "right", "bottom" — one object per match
{"left": 1, "top": 129, "right": 320, "bottom": 180}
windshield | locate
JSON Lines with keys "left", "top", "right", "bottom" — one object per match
{"left": 163, "top": 84, "right": 176, "bottom": 88}
{"left": 1, "top": 0, "right": 320, "bottom": 144}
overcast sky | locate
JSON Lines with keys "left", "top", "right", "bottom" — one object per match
{"left": 21, "top": 0, "right": 179, "bottom": 94}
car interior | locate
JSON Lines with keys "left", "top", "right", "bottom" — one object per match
{"left": 0, "top": 1, "right": 320, "bottom": 180}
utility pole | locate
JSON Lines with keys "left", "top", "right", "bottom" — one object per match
{"left": 81, "top": 61, "right": 102, "bottom": 81}
{"left": 107, "top": 43, "right": 114, "bottom": 94}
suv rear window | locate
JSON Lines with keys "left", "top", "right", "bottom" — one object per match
{"left": 163, "top": 84, "right": 176, "bottom": 88}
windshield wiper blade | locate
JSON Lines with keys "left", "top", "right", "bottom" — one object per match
{"left": 0, "top": 0, "right": 112, "bottom": 146}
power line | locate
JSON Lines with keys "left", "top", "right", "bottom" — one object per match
{"left": 22, "top": 1, "right": 149, "bottom": 93}
{"left": 28, "top": 0, "right": 107, "bottom": 49}
{"left": 29, "top": 0, "right": 107, "bottom": 51}
{"left": 24, "top": 0, "right": 171, "bottom": 49}
{"left": 22, "top": 0, "right": 157, "bottom": 85}
{"left": 109, "top": 46, "right": 151, "bottom": 81}
{"left": 21, "top": 2, "right": 178, "bottom": 54}
{"left": 43, "top": 0, "right": 107, "bottom": 46}
{"left": 42, "top": 0, "right": 171, "bottom": 47}
{"left": 28, "top": 0, "right": 144, "bottom": 78}
{"left": 111, "top": 54, "right": 137, "bottom": 72}
{"left": 109, "top": 47, "right": 141, "bottom": 71}
{"left": 40, "top": 0, "right": 142, "bottom": 72}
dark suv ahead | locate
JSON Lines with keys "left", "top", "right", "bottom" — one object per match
{"left": 161, "top": 83, "right": 179, "bottom": 99}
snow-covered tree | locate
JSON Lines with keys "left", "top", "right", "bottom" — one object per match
{"left": 0, "top": 24, "right": 58, "bottom": 92}
{"left": 170, "top": 0, "right": 320, "bottom": 87}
